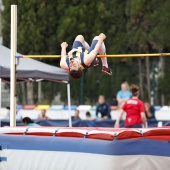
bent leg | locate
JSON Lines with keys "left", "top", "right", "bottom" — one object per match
{"left": 89, "top": 36, "right": 108, "bottom": 68}
{"left": 88, "top": 36, "right": 99, "bottom": 53}
{"left": 99, "top": 43, "right": 108, "bottom": 68}
{"left": 72, "top": 35, "right": 90, "bottom": 50}
{"left": 74, "top": 35, "right": 85, "bottom": 45}
{"left": 72, "top": 35, "right": 85, "bottom": 49}
{"left": 88, "top": 35, "right": 112, "bottom": 75}
{"left": 84, "top": 41, "right": 90, "bottom": 50}
{"left": 99, "top": 43, "right": 112, "bottom": 75}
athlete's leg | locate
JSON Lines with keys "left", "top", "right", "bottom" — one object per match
{"left": 89, "top": 36, "right": 112, "bottom": 75}
{"left": 89, "top": 36, "right": 109, "bottom": 68}
{"left": 72, "top": 35, "right": 90, "bottom": 50}
{"left": 74, "top": 35, "right": 85, "bottom": 45}
{"left": 98, "top": 42, "right": 108, "bottom": 68}
{"left": 84, "top": 41, "right": 90, "bottom": 50}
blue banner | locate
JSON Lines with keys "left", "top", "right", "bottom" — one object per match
{"left": 1, "top": 119, "right": 170, "bottom": 127}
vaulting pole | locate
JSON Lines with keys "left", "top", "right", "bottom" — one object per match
{"left": 10, "top": 5, "right": 17, "bottom": 127}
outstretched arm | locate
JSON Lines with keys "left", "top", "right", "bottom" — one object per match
{"left": 84, "top": 33, "right": 106, "bottom": 66}
{"left": 140, "top": 112, "right": 147, "bottom": 128}
{"left": 114, "top": 109, "right": 124, "bottom": 128}
{"left": 60, "top": 42, "right": 69, "bottom": 71}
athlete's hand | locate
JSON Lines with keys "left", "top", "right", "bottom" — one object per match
{"left": 99, "top": 33, "right": 106, "bottom": 40}
{"left": 114, "top": 122, "right": 120, "bottom": 128}
{"left": 61, "top": 42, "right": 68, "bottom": 48}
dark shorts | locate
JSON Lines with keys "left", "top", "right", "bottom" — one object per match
{"left": 72, "top": 40, "right": 98, "bottom": 67}
{"left": 72, "top": 40, "right": 98, "bottom": 53}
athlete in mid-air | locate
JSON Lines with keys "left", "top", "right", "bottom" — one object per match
{"left": 60, "top": 33, "right": 112, "bottom": 79}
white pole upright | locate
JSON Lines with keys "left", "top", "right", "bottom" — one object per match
{"left": 0, "top": 78, "right": 1, "bottom": 111}
{"left": 38, "top": 81, "right": 42, "bottom": 102}
{"left": 0, "top": 79, "right": 1, "bottom": 127}
{"left": 10, "top": 5, "right": 17, "bottom": 127}
{"left": 67, "top": 83, "right": 72, "bottom": 127}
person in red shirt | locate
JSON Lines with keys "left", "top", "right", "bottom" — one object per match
{"left": 114, "top": 84, "right": 147, "bottom": 128}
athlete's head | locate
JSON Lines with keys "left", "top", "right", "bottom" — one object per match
{"left": 69, "top": 58, "right": 82, "bottom": 79}
{"left": 130, "top": 84, "right": 140, "bottom": 97}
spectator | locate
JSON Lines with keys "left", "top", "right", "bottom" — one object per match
{"left": 73, "top": 110, "right": 81, "bottom": 120}
{"left": 5, "top": 105, "right": 22, "bottom": 119}
{"left": 114, "top": 84, "right": 147, "bottom": 128}
{"left": 145, "top": 102, "right": 155, "bottom": 120}
{"left": 117, "top": 82, "right": 132, "bottom": 107}
{"left": 86, "top": 111, "right": 95, "bottom": 120}
{"left": 96, "top": 95, "right": 111, "bottom": 119}
{"left": 22, "top": 117, "right": 40, "bottom": 126}
{"left": 38, "top": 109, "right": 49, "bottom": 119}
{"left": 5, "top": 106, "right": 10, "bottom": 119}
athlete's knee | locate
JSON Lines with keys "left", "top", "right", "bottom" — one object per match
{"left": 75, "top": 35, "right": 85, "bottom": 41}
{"left": 93, "top": 36, "right": 99, "bottom": 40}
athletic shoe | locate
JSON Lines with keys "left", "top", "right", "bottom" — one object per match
{"left": 94, "top": 59, "right": 99, "bottom": 67}
{"left": 102, "top": 66, "right": 112, "bottom": 75}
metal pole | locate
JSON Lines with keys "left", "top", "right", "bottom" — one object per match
{"left": 0, "top": 78, "right": 1, "bottom": 110}
{"left": 38, "top": 81, "right": 42, "bottom": 102}
{"left": 67, "top": 83, "right": 72, "bottom": 127}
{"left": 151, "top": 61, "right": 156, "bottom": 105}
{"left": 10, "top": 5, "right": 17, "bottom": 127}
{"left": 80, "top": 71, "right": 84, "bottom": 104}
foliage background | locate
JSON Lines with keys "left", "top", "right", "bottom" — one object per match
{"left": 1, "top": 0, "right": 170, "bottom": 105}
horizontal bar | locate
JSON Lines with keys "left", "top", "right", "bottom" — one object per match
{"left": 98, "top": 53, "right": 170, "bottom": 58}
{"left": 16, "top": 55, "right": 61, "bottom": 58}
{"left": 16, "top": 53, "right": 170, "bottom": 59}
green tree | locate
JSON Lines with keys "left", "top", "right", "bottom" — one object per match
{"left": 1, "top": 0, "right": 170, "bottom": 105}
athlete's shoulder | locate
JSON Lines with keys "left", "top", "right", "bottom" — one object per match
{"left": 126, "top": 99, "right": 138, "bottom": 105}
{"left": 137, "top": 99, "right": 144, "bottom": 105}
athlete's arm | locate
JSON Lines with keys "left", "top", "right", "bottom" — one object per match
{"left": 84, "top": 33, "right": 106, "bottom": 66}
{"left": 114, "top": 109, "right": 124, "bottom": 128}
{"left": 60, "top": 42, "right": 69, "bottom": 71}
{"left": 140, "top": 112, "right": 147, "bottom": 128}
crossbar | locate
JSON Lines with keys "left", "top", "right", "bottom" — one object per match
{"left": 16, "top": 53, "right": 170, "bottom": 58}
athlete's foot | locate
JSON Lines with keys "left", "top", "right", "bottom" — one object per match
{"left": 94, "top": 59, "right": 99, "bottom": 67}
{"left": 102, "top": 66, "right": 112, "bottom": 75}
